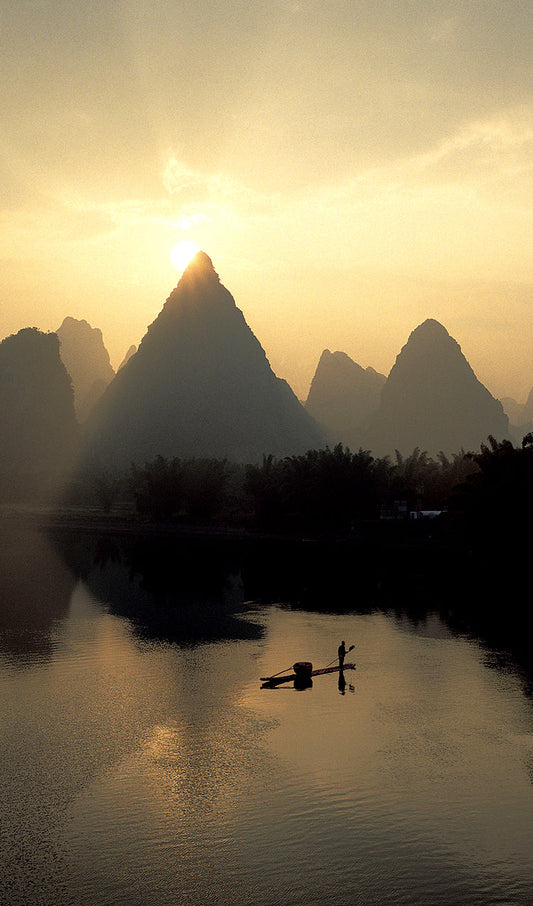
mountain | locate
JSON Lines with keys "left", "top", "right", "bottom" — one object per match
{"left": 362, "top": 319, "right": 509, "bottom": 457}
{"left": 305, "top": 350, "right": 385, "bottom": 447}
{"left": 56, "top": 317, "right": 115, "bottom": 421}
{"left": 501, "top": 390, "right": 533, "bottom": 446}
{"left": 0, "top": 328, "right": 79, "bottom": 499}
{"left": 521, "top": 385, "right": 533, "bottom": 424}
{"left": 83, "top": 252, "right": 323, "bottom": 465}
{"left": 500, "top": 396, "right": 525, "bottom": 426}
{"left": 118, "top": 345, "right": 136, "bottom": 370}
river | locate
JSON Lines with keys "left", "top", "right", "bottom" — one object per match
{"left": 1, "top": 523, "right": 532, "bottom": 905}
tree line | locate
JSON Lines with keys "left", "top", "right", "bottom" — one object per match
{"left": 67, "top": 437, "right": 533, "bottom": 548}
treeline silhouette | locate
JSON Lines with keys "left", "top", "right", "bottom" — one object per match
{"left": 245, "top": 445, "right": 477, "bottom": 532}
{"left": 70, "top": 444, "right": 474, "bottom": 527}
{"left": 62, "top": 438, "right": 533, "bottom": 548}
{"left": 130, "top": 456, "right": 231, "bottom": 522}
{"left": 448, "top": 434, "right": 533, "bottom": 553}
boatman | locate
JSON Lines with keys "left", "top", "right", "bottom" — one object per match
{"left": 338, "top": 640, "right": 347, "bottom": 669}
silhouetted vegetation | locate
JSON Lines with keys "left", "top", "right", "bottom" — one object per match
{"left": 130, "top": 455, "right": 231, "bottom": 522}
{"left": 449, "top": 435, "right": 533, "bottom": 553}
{"left": 7, "top": 416, "right": 533, "bottom": 563}
{"left": 109, "top": 437, "right": 533, "bottom": 551}
{"left": 43, "top": 434, "right": 533, "bottom": 699}
{"left": 245, "top": 446, "right": 378, "bottom": 532}
{"left": 379, "top": 447, "right": 476, "bottom": 512}
{"left": 244, "top": 444, "right": 481, "bottom": 535}
{"left": 70, "top": 443, "right": 473, "bottom": 536}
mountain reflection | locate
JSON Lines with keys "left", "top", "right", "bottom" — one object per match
{"left": 52, "top": 533, "right": 264, "bottom": 646}
{"left": 373, "top": 550, "right": 533, "bottom": 698}
{"left": 46, "top": 529, "right": 533, "bottom": 694}
{"left": 0, "top": 522, "right": 75, "bottom": 664}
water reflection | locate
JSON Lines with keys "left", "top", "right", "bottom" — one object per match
{"left": 338, "top": 669, "right": 356, "bottom": 694}
{"left": 1, "top": 525, "right": 533, "bottom": 906}
{"left": 52, "top": 532, "right": 264, "bottom": 646}
{"left": 47, "top": 529, "right": 533, "bottom": 696}
{"left": 0, "top": 521, "right": 75, "bottom": 664}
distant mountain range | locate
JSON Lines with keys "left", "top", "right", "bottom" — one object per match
{"left": 0, "top": 256, "right": 522, "bottom": 490}
{"left": 306, "top": 320, "right": 511, "bottom": 456}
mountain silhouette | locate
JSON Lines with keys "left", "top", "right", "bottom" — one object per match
{"left": 118, "top": 345, "right": 137, "bottom": 371}
{"left": 500, "top": 396, "right": 525, "bottom": 426}
{"left": 0, "top": 328, "right": 79, "bottom": 499}
{"left": 520, "top": 385, "right": 533, "bottom": 425}
{"left": 362, "top": 319, "right": 509, "bottom": 456}
{"left": 305, "top": 349, "right": 385, "bottom": 447}
{"left": 56, "top": 317, "right": 115, "bottom": 421}
{"left": 83, "top": 252, "right": 323, "bottom": 464}
{"left": 500, "top": 396, "right": 532, "bottom": 445}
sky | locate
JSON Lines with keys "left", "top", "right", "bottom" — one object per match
{"left": 2, "top": 0, "right": 532, "bottom": 402}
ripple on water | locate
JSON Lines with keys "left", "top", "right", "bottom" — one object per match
{"left": 2, "top": 592, "right": 533, "bottom": 906}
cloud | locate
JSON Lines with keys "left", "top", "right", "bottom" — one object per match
{"left": 411, "top": 107, "right": 533, "bottom": 170}
{"left": 145, "top": 110, "right": 533, "bottom": 288}
{"left": 159, "top": 152, "right": 283, "bottom": 230}
{"left": 161, "top": 158, "right": 206, "bottom": 198}
{"left": 230, "top": 108, "right": 532, "bottom": 285}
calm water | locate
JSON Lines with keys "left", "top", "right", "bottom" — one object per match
{"left": 1, "top": 524, "right": 533, "bottom": 906}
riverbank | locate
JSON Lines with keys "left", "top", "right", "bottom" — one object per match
{"left": 0, "top": 502, "right": 464, "bottom": 553}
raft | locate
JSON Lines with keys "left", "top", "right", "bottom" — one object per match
{"left": 261, "top": 662, "right": 355, "bottom": 688}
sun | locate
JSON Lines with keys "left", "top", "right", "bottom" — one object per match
{"left": 170, "top": 240, "right": 200, "bottom": 271}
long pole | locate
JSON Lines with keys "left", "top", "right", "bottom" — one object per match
{"left": 266, "top": 664, "right": 295, "bottom": 679}
{"left": 323, "top": 644, "right": 354, "bottom": 669}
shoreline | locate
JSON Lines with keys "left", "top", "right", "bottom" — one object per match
{"left": 0, "top": 503, "right": 466, "bottom": 555}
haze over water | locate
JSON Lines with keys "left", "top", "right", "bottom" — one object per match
{"left": 1, "top": 528, "right": 532, "bottom": 905}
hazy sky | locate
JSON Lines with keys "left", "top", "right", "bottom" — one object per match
{"left": 2, "top": 0, "right": 532, "bottom": 400}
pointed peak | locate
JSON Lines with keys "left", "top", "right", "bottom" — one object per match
{"left": 393, "top": 320, "right": 463, "bottom": 372}
{"left": 182, "top": 250, "right": 218, "bottom": 279}
{"left": 168, "top": 250, "right": 221, "bottom": 299}
{"left": 189, "top": 249, "right": 214, "bottom": 269}
{"left": 316, "top": 349, "right": 367, "bottom": 377}
{"left": 409, "top": 319, "right": 450, "bottom": 342}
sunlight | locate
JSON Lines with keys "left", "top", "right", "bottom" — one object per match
{"left": 170, "top": 240, "right": 200, "bottom": 272}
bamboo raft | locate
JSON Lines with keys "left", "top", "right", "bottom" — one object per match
{"left": 261, "top": 661, "right": 356, "bottom": 688}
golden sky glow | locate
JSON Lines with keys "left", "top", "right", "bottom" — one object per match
{"left": 1, "top": 1, "right": 532, "bottom": 401}
{"left": 170, "top": 240, "right": 200, "bottom": 272}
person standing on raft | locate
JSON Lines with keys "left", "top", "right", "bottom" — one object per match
{"left": 338, "top": 640, "right": 347, "bottom": 669}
